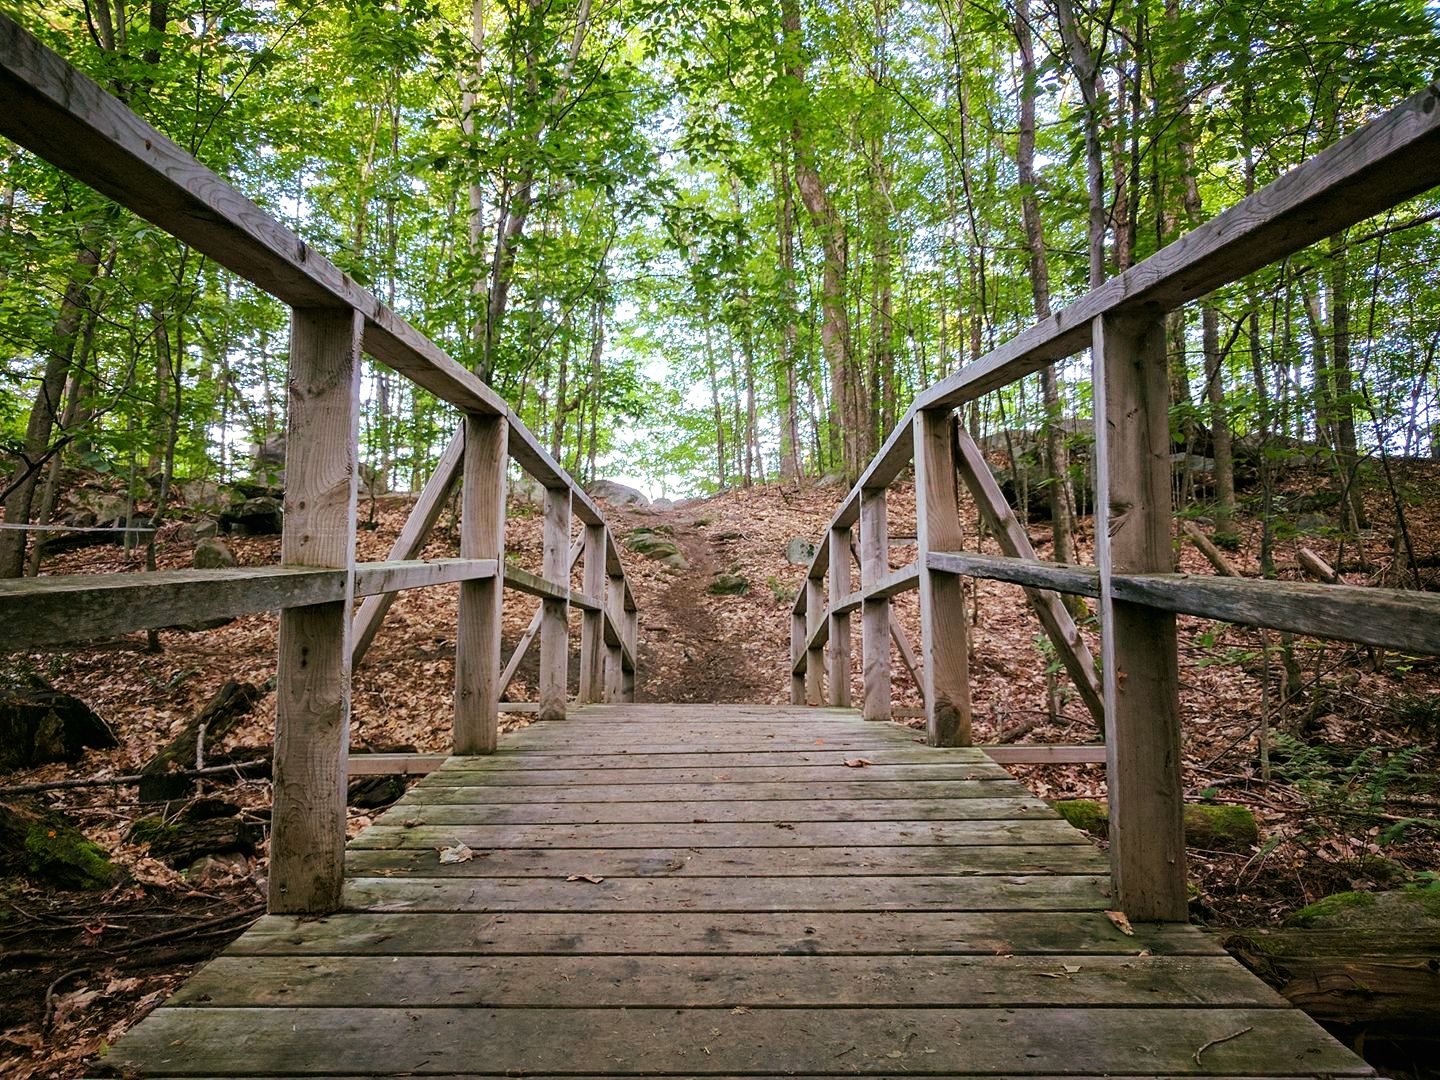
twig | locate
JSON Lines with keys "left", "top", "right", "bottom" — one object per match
{"left": 100, "top": 904, "right": 263, "bottom": 954}
{"left": 1, "top": 759, "right": 270, "bottom": 796}
{"left": 43, "top": 966, "right": 90, "bottom": 1031}
{"left": 1193, "top": 1025, "right": 1253, "bottom": 1066}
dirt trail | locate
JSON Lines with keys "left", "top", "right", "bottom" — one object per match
{"left": 609, "top": 503, "right": 776, "bottom": 705}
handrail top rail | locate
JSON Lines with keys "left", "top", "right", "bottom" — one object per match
{"left": 793, "top": 79, "right": 1440, "bottom": 598}
{"left": 0, "top": 14, "right": 617, "bottom": 536}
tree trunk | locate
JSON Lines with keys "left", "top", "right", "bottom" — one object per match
{"left": 0, "top": 241, "right": 103, "bottom": 578}
{"left": 774, "top": 161, "right": 803, "bottom": 481}
{"left": 1014, "top": 0, "right": 1075, "bottom": 563}
{"left": 780, "top": 0, "right": 859, "bottom": 480}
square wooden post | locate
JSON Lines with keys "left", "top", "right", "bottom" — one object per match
{"left": 860, "top": 487, "right": 892, "bottom": 721}
{"left": 622, "top": 600, "right": 637, "bottom": 701}
{"left": 804, "top": 574, "right": 825, "bottom": 705}
{"left": 539, "top": 486, "right": 571, "bottom": 720}
{"left": 579, "top": 523, "right": 606, "bottom": 704}
{"left": 604, "top": 569, "right": 625, "bottom": 702}
{"left": 790, "top": 596, "right": 806, "bottom": 705}
{"left": 270, "top": 307, "right": 362, "bottom": 915}
{"left": 453, "top": 413, "right": 507, "bottom": 754}
{"left": 1093, "top": 312, "right": 1187, "bottom": 922}
{"left": 827, "top": 526, "right": 852, "bottom": 707}
{"left": 913, "top": 408, "right": 972, "bottom": 746}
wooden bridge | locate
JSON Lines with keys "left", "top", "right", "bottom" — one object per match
{"left": 3, "top": 15, "right": 1439, "bottom": 1078}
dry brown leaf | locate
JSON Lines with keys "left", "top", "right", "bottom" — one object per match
{"left": 842, "top": 758, "right": 872, "bottom": 768}
{"left": 438, "top": 843, "right": 475, "bottom": 864}
{"left": 566, "top": 874, "right": 605, "bottom": 884}
{"left": 1104, "top": 910, "right": 1135, "bottom": 935}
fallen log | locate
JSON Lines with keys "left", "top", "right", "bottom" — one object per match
{"left": 138, "top": 679, "right": 267, "bottom": 802}
{"left": 1223, "top": 928, "right": 1440, "bottom": 1032}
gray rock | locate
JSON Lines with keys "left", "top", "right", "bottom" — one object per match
{"left": 707, "top": 573, "right": 749, "bottom": 596}
{"left": 784, "top": 537, "right": 817, "bottom": 564}
{"left": 508, "top": 475, "right": 546, "bottom": 505}
{"left": 177, "top": 479, "right": 223, "bottom": 508}
{"left": 193, "top": 537, "right": 237, "bottom": 569}
{"left": 176, "top": 518, "right": 219, "bottom": 543}
{"left": 652, "top": 497, "right": 675, "bottom": 511}
{"left": 590, "top": 479, "right": 650, "bottom": 506}
{"left": 222, "top": 496, "right": 283, "bottom": 536}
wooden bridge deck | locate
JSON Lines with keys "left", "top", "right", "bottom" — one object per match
{"left": 110, "top": 704, "right": 1370, "bottom": 1078}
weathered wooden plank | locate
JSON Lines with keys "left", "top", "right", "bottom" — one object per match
{"left": 342, "top": 873, "right": 1109, "bottom": 913}
{"left": 436, "top": 748, "right": 1017, "bottom": 769}
{"left": 383, "top": 796, "right": 1052, "bottom": 824}
{"left": 269, "top": 307, "right": 362, "bottom": 916}
{"left": 165, "top": 953, "right": 1287, "bottom": 1010}
{"left": 0, "top": 558, "right": 488, "bottom": 651}
{"left": 344, "top": 843, "right": 1110, "bottom": 879}
{"left": 348, "top": 819, "right": 1089, "bottom": 850}
{"left": 914, "top": 409, "right": 972, "bottom": 746}
{"left": 454, "top": 414, "right": 508, "bottom": 755}
{"left": 423, "top": 763, "right": 1014, "bottom": 786}
{"left": 228, "top": 910, "right": 1221, "bottom": 956}
{"left": 110, "top": 1005, "right": 1368, "bottom": 1077}
{"left": 1093, "top": 313, "right": 1187, "bottom": 922}
{"left": 493, "top": 737, "right": 933, "bottom": 755}
{"left": 983, "top": 745, "right": 1108, "bottom": 764}
{"left": 403, "top": 779, "right": 1029, "bottom": 804}
{"left": 346, "top": 754, "right": 447, "bottom": 776}
{"left": 538, "top": 486, "right": 571, "bottom": 720}
{"left": 926, "top": 551, "right": 1101, "bottom": 596}
{"left": 1110, "top": 571, "right": 1440, "bottom": 656}
{"left": 351, "top": 426, "right": 464, "bottom": 666}
{"left": 953, "top": 427, "right": 1105, "bottom": 724}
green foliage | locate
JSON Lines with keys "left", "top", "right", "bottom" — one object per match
{"left": 1270, "top": 733, "right": 1434, "bottom": 846}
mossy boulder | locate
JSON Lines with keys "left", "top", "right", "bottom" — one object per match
{"left": 1287, "top": 882, "right": 1440, "bottom": 930}
{"left": 1, "top": 801, "right": 117, "bottom": 889}
{"left": 625, "top": 528, "right": 687, "bottom": 568}
{"left": 707, "top": 573, "right": 749, "bottom": 596}
{"left": 1054, "top": 799, "right": 1259, "bottom": 851}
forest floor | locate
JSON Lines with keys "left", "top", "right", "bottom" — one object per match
{"left": 2, "top": 460, "right": 1439, "bottom": 1077}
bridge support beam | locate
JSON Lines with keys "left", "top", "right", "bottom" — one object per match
{"left": 270, "top": 307, "right": 362, "bottom": 915}
{"left": 579, "top": 523, "right": 606, "bottom": 703}
{"left": 454, "top": 413, "right": 507, "bottom": 754}
{"left": 539, "top": 486, "right": 572, "bottom": 720}
{"left": 913, "top": 409, "right": 972, "bottom": 746}
{"left": 1093, "top": 312, "right": 1187, "bottom": 922}
{"left": 859, "top": 488, "right": 891, "bottom": 721}
{"left": 804, "top": 576, "right": 825, "bottom": 705}
{"left": 827, "top": 526, "right": 853, "bottom": 707}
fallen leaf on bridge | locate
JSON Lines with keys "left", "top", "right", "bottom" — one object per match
{"left": 438, "top": 843, "right": 474, "bottom": 864}
{"left": 842, "top": 758, "right": 872, "bottom": 768}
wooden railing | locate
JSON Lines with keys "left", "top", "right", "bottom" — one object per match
{"left": 793, "top": 78, "right": 1440, "bottom": 923}
{"left": 0, "top": 16, "right": 638, "bottom": 915}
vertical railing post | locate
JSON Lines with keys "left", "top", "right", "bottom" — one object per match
{"left": 789, "top": 594, "right": 806, "bottom": 705}
{"left": 604, "top": 565, "right": 625, "bottom": 702}
{"left": 622, "top": 597, "right": 637, "bottom": 701}
{"left": 804, "top": 574, "right": 825, "bottom": 705}
{"left": 913, "top": 408, "right": 972, "bottom": 746}
{"left": 1093, "top": 313, "right": 1187, "bottom": 921}
{"left": 827, "top": 526, "right": 852, "bottom": 707}
{"left": 539, "top": 486, "right": 571, "bottom": 720}
{"left": 454, "top": 413, "right": 507, "bottom": 754}
{"left": 579, "top": 523, "right": 606, "bottom": 704}
{"left": 859, "top": 487, "right": 891, "bottom": 721}
{"left": 270, "top": 307, "right": 362, "bottom": 915}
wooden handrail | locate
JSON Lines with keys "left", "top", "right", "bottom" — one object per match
{"left": 0, "top": 16, "right": 641, "bottom": 916}
{"left": 792, "top": 82, "right": 1440, "bottom": 924}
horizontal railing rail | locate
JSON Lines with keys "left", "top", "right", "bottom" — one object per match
{"left": 792, "top": 78, "right": 1440, "bottom": 923}
{"left": 0, "top": 15, "right": 639, "bottom": 917}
